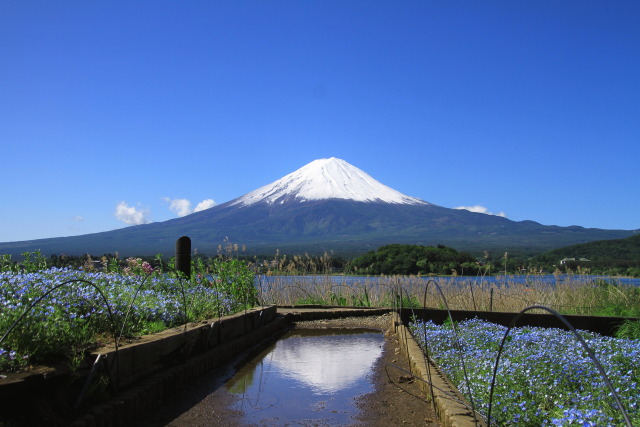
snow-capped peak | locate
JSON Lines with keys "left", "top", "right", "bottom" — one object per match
{"left": 232, "top": 157, "right": 429, "bottom": 207}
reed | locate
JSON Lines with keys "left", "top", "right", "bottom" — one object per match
{"left": 258, "top": 274, "right": 640, "bottom": 317}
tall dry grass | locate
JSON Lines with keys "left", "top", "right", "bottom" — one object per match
{"left": 257, "top": 274, "right": 640, "bottom": 316}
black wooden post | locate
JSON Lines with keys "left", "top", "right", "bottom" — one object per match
{"left": 176, "top": 236, "right": 191, "bottom": 278}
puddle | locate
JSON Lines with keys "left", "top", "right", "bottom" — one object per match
{"left": 225, "top": 328, "right": 384, "bottom": 426}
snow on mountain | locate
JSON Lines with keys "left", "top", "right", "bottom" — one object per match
{"left": 232, "top": 157, "right": 429, "bottom": 207}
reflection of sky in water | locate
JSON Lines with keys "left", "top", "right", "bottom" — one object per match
{"left": 271, "top": 332, "right": 383, "bottom": 394}
{"left": 226, "top": 329, "right": 384, "bottom": 425}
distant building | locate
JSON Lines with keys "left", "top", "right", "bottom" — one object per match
{"left": 560, "top": 257, "right": 591, "bottom": 265}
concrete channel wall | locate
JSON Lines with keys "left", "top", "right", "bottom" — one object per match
{"left": 96, "top": 305, "right": 279, "bottom": 391}
{"left": 393, "top": 312, "right": 486, "bottom": 427}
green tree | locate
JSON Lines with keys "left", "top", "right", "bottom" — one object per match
{"left": 348, "top": 244, "right": 476, "bottom": 275}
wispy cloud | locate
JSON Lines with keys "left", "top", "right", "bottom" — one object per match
{"left": 72, "top": 215, "right": 84, "bottom": 222}
{"left": 164, "top": 197, "right": 216, "bottom": 217}
{"left": 194, "top": 199, "right": 216, "bottom": 212}
{"left": 114, "top": 201, "right": 151, "bottom": 225}
{"left": 454, "top": 205, "right": 507, "bottom": 217}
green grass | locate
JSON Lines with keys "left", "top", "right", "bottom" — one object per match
{"left": 616, "top": 320, "right": 640, "bottom": 340}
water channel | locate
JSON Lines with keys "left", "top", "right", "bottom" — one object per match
{"left": 142, "top": 328, "right": 387, "bottom": 426}
{"left": 227, "top": 328, "right": 384, "bottom": 425}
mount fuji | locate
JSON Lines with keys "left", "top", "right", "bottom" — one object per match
{"left": 232, "top": 157, "right": 427, "bottom": 207}
{"left": 0, "top": 158, "right": 635, "bottom": 257}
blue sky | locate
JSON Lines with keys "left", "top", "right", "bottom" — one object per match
{"left": 1, "top": 1, "right": 639, "bottom": 243}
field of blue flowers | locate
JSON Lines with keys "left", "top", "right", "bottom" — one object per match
{"left": 411, "top": 318, "right": 639, "bottom": 425}
{"left": 0, "top": 262, "right": 253, "bottom": 373}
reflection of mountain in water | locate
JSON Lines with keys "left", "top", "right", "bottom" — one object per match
{"left": 270, "top": 331, "right": 383, "bottom": 394}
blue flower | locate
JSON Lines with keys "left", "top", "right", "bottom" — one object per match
{"left": 410, "top": 318, "right": 639, "bottom": 425}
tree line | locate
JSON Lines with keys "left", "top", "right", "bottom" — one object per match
{"left": 3, "top": 236, "right": 639, "bottom": 277}
{"left": 347, "top": 244, "right": 481, "bottom": 275}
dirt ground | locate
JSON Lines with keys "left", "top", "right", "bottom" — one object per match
{"left": 141, "top": 313, "right": 439, "bottom": 426}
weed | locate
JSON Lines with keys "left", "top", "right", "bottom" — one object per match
{"left": 615, "top": 320, "right": 640, "bottom": 340}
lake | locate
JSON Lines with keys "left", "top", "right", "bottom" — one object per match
{"left": 256, "top": 274, "right": 640, "bottom": 288}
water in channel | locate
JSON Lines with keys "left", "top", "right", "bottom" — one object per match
{"left": 226, "top": 328, "right": 384, "bottom": 425}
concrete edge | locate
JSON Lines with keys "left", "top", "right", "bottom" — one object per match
{"left": 393, "top": 313, "right": 487, "bottom": 427}
{"left": 279, "top": 306, "right": 392, "bottom": 321}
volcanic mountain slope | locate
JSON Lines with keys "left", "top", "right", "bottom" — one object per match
{"left": 0, "top": 157, "right": 636, "bottom": 257}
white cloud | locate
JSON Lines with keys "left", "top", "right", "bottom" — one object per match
{"left": 163, "top": 197, "right": 193, "bottom": 217}
{"left": 114, "top": 201, "right": 151, "bottom": 225}
{"left": 454, "top": 205, "right": 507, "bottom": 218}
{"left": 194, "top": 198, "right": 216, "bottom": 212}
{"left": 163, "top": 197, "right": 216, "bottom": 217}
{"left": 72, "top": 215, "right": 84, "bottom": 222}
